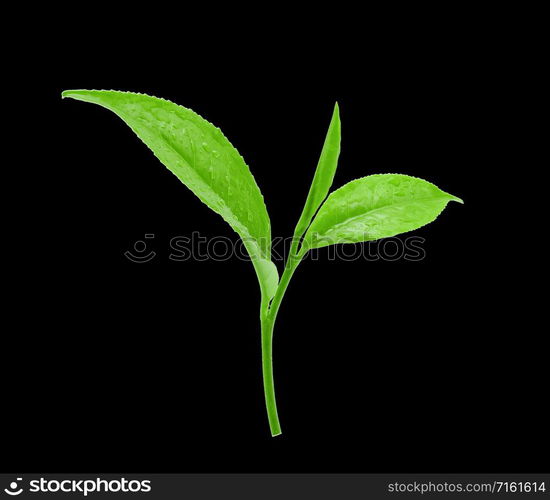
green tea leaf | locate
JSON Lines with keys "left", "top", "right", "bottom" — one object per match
{"left": 293, "top": 102, "right": 341, "bottom": 240}
{"left": 302, "top": 174, "right": 462, "bottom": 251}
{"left": 62, "top": 89, "right": 278, "bottom": 297}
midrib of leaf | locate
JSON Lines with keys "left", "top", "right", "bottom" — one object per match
{"left": 326, "top": 194, "right": 457, "bottom": 228}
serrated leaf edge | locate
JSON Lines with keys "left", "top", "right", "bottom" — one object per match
{"left": 302, "top": 173, "right": 462, "bottom": 251}
{"left": 63, "top": 89, "right": 273, "bottom": 260}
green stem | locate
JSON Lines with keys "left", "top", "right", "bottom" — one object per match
{"left": 261, "top": 239, "right": 304, "bottom": 437}
{"left": 260, "top": 306, "right": 280, "bottom": 436}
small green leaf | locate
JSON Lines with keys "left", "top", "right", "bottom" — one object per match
{"left": 255, "top": 258, "right": 279, "bottom": 301}
{"left": 293, "top": 102, "right": 341, "bottom": 240}
{"left": 62, "top": 89, "right": 278, "bottom": 297}
{"left": 302, "top": 174, "right": 462, "bottom": 251}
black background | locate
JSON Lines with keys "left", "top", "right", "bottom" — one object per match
{"left": 3, "top": 6, "right": 545, "bottom": 473}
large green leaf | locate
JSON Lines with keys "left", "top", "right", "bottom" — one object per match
{"left": 302, "top": 174, "right": 462, "bottom": 251}
{"left": 293, "top": 102, "right": 341, "bottom": 240}
{"left": 62, "top": 89, "right": 278, "bottom": 297}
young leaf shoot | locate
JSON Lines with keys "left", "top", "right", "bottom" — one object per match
{"left": 63, "top": 90, "right": 462, "bottom": 436}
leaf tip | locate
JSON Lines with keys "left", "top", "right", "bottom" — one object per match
{"left": 333, "top": 101, "right": 340, "bottom": 120}
{"left": 329, "top": 101, "right": 341, "bottom": 137}
{"left": 61, "top": 89, "right": 98, "bottom": 104}
{"left": 61, "top": 89, "right": 79, "bottom": 99}
{"left": 450, "top": 195, "right": 464, "bottom": 204}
